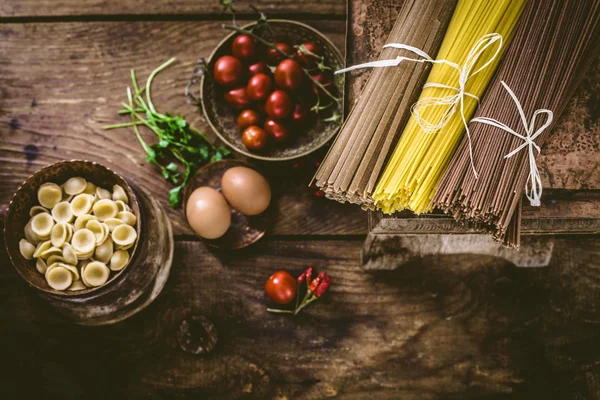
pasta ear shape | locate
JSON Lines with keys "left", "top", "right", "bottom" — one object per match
{"left": 112, "top": 184, "right": 128, "bottom": 203}
{"left": 74, "top": 214, "right": 97, "bottom": 231}
{"left": 82, "top": 261, "right": 110, "bottom": 287}
{"left": 51, "top": 223, "right": 68, "bottom": 248}
{"left": 111, "top": 224, "right": 137, "bottom": 247}
{"left": 46, "top": 266, "right": 73, "bottom": 290}
{"left": 117, "top": 211, "right": 137, "bottom": 226}
{"left": 63, "top": 177, "right": 87, "bottom": 195}
{"left": 19, "top": 239, "right": 36, "bottom": 260}
{"left": 71, "top": 229, "right": 96, "bottom": 255}
{"left": 92, "top": 199, "right": 118, "bottom": 222}
{"left": 37, "top": 183, "right": 63, "bottom": 209}
{"left": 109, "top": 249, "right": 130, "bottom": 271}
{"left": 70, "top": 194, "right": 94, "bottom": 217}
{"left": 31, "top": 212, "right": 55, "bottom": 239}
{"left": 29, "top": 205, "right": 49, "bottom": 217}
{"left": 51, "top": 201, "right": 74, "bottom": 224}
{"left": 96, "top": 187, "right": 112, "bottom": 200}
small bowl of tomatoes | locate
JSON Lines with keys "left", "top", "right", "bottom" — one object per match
{"left": 200, "top": 20, "right": 345, "bottom": 162}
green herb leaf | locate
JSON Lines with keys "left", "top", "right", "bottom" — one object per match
{"left": 103, "top": 58, "right": 230, "bottom": 209}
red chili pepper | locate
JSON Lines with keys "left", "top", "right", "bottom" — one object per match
{"left": 314, "top": 273, "right": 331, "bottom": 298}
{"left": 309, "top": 272, "right": 325, "bottom": 293}
{"left": 297, "top": 266, "right": 313, "bottom": 284}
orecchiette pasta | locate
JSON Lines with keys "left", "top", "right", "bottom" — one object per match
{"left": 70, "top": 194, "right": 94, "bottom": 217}
{"left": 37, "top": 183, "right": 62, "bottom": 209}
{"left": 92, "top": 199, "right": 118, "bottom": 222}
{"left": 51, "top": 201, "right": 74, "bottom": 224}
{"left": 63, "top": 177, "right": 87, "bottom": 195}
{"left": 22, "top": 178, "right": 137, "bottom": 291}
{"left": 112, "top": 184, "right": 128, "bottom": 203}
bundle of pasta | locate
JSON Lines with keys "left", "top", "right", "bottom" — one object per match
{"left": 19, "top": 177, "right": 138, "bottom": 291}
{"left": 373, "top": 0, "right": 526, "bottom": 214}
{"left": 432, "top": 0, "right": 600, "bottom": 247}
{"left": 312, "top": 0, "right": 457, "bottom": 208}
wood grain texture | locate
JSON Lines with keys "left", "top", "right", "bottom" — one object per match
{"left": 0, "top": 20, "right": 367, "bottom": 236}
{"left": 1, "top": 0, "right": 345, "bottom": 18}
{"left": 1, "top": 238, "right": 600, "bottom": 399}
{"left": 346, "top": 0, "right": 600, "bottom": 191}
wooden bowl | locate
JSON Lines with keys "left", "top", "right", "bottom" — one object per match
{"left": 3, "top": 160, "right": 142, "bottom": 297}
{"left": 201, "top": 20, "right": 345, "bottom": 162}
{"left": 183, "top": 160, "right": 274, "bottom": 249}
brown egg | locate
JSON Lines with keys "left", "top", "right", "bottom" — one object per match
{"left": 185, "top": 186, "right": 231, "bottom": 239}
{"left": 221, "top": 167, "right": 271, "bottom": 216}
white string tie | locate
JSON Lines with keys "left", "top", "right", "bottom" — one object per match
{"left": 335, "top": 33, "right": 504, "bottom": 179}
{"left": 471, "top": 81, "right": 553, "bottom": 207}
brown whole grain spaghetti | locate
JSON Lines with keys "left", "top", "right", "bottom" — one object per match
{"left": 432, "top": 0, "right": 600, "bottom": 248}
{"left": 312, "top": 0, "right": 457, "bottom": 208}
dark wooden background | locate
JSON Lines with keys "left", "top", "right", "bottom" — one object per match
{"left": 1, "top": 0, "right": 600, "bottom": 399}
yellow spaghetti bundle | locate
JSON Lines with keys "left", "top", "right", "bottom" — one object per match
{"left": 373, "top": 0, "right": 526, "bottom": 214}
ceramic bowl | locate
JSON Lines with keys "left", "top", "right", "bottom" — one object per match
{"left": 3, "top": 160, "right": 142, "bottom": 297}
{"left": 201, "top": 19, "right": 345, "bottom": 161}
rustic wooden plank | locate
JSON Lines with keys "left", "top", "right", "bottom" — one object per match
{"left": 346, "top": 0, "right": 600, "bottom": 191}
{"left": 370, "top": 190, "right": 600, "bottom": 235}
{"left": 1, "top": 0, "right": 346, "bottom": 18}
{"left": 0, "top": 21, "right": 367, "bottom": 236}
{"left": 1, "top": 238, "right": 600, "bottom": 398}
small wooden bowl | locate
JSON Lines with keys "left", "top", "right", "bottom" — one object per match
{"left": 201, "top": 20, "right": 345, "bottom": 162}
{"left": 183, "top": 160, "right": 273, "bottom": 249}
{"left": 3, "top": 160, "right": 142, "bottom": 297}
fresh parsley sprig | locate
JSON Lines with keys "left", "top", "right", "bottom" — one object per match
{"left": 104, "top": 58, "right": 229, "bottom": 208}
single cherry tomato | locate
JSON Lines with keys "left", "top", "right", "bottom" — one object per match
{"left": 267, "top": 42, "right": 293, "bottom": 65}
{"left": 224, "top": 87, "right": 250, "bottom": 109}
{"left": 265, "top": 270, "right": 297, "bottom": 305}
{"left": 274, "top": 59, "right": 304, "bottom": 91}
{"left": 248, "top": 61, "right": 270, "bottom": 76}
{"left": 264, "top": 118, "right": 291, "bottom": 143}
{"left": 294, "top": 42, "right": 322, "bottom": 67}
{"left": 237, "top": 109, "right": 261, "bottom": 130}
{"left": 246, "top": 73, "right": 273, "bottom": 101}
{"left": 265, "top": 90, "right": 292, "bottom": 119}
{"left": 213, "top": 55, "right": 243, "bottom": 87}
{"left": 291, "top": 103, "right": 314, "bottom": 125}
{"left": 232, "top": 34, "right": 257, "bottom": 61}
{"left": 242, "top": 126, "right": 268, "bottom": 151}
{"left": 311, "top": 71, "right": 335, "bottom": 98}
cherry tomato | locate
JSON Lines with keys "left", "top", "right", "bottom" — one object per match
{"left": 274, "top": 59, "right": 304, "bottom": 91}
{"left": 267, "top": 42, "right": 293, "bottom": 65}
{"left": 248, "top": 61, "right": 270, "bottom": 76}
{"left": 265, "top": 270, "right": 297, "bottom": 305}
{"left": 224, "top": 87, "right": 250, "bottom": 109}
{"left": 311, "top": 71, "right": 335, "bottom": 98}
{"left": 294, "top": 42, "right": 322, "bottom": 67}
{"left": 246, "top": 73, "right": 273, "bottom": 101}
{"left": 264, "top": 118, "right": 291, "bottom": 143}
{"left": 237, "top": 109, "right": 261, "bottom": 130}
{"left": 232, "top": 34, "right": 257, "bottom": 61}
{"left": 265, "top": 90, "right": 292, "bottom": 119}
{"left": 214, "top": 55, "right": 243, "bottom": 87}
{"left": 291, "top": 103, "right": 314, "bottom": 126}
{"left": 242, "top": 126, "right": 268, "bottom": 151}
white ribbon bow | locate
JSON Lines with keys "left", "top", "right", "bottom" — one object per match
{"left": 336, "top": 33, "right": 504, "bottom": 179}
{"left": 471, "top": 81, "right": 553, "bottom": 207}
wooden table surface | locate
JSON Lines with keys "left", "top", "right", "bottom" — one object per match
{"left": 1, "top": 1, "right": 600, "bottom": 399}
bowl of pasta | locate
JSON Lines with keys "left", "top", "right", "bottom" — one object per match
{"left": 4, "top": 160, "right": 142, "bottom": 296}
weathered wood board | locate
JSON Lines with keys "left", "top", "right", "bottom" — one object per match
{"left": 2, "top": 238, "right": 600, "bottom": 399}
{"left": 1, "top": 0, "right": 346, "bottom": 18}
{"left": 0, "top": 20, "right": 366, "bottom": 236}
